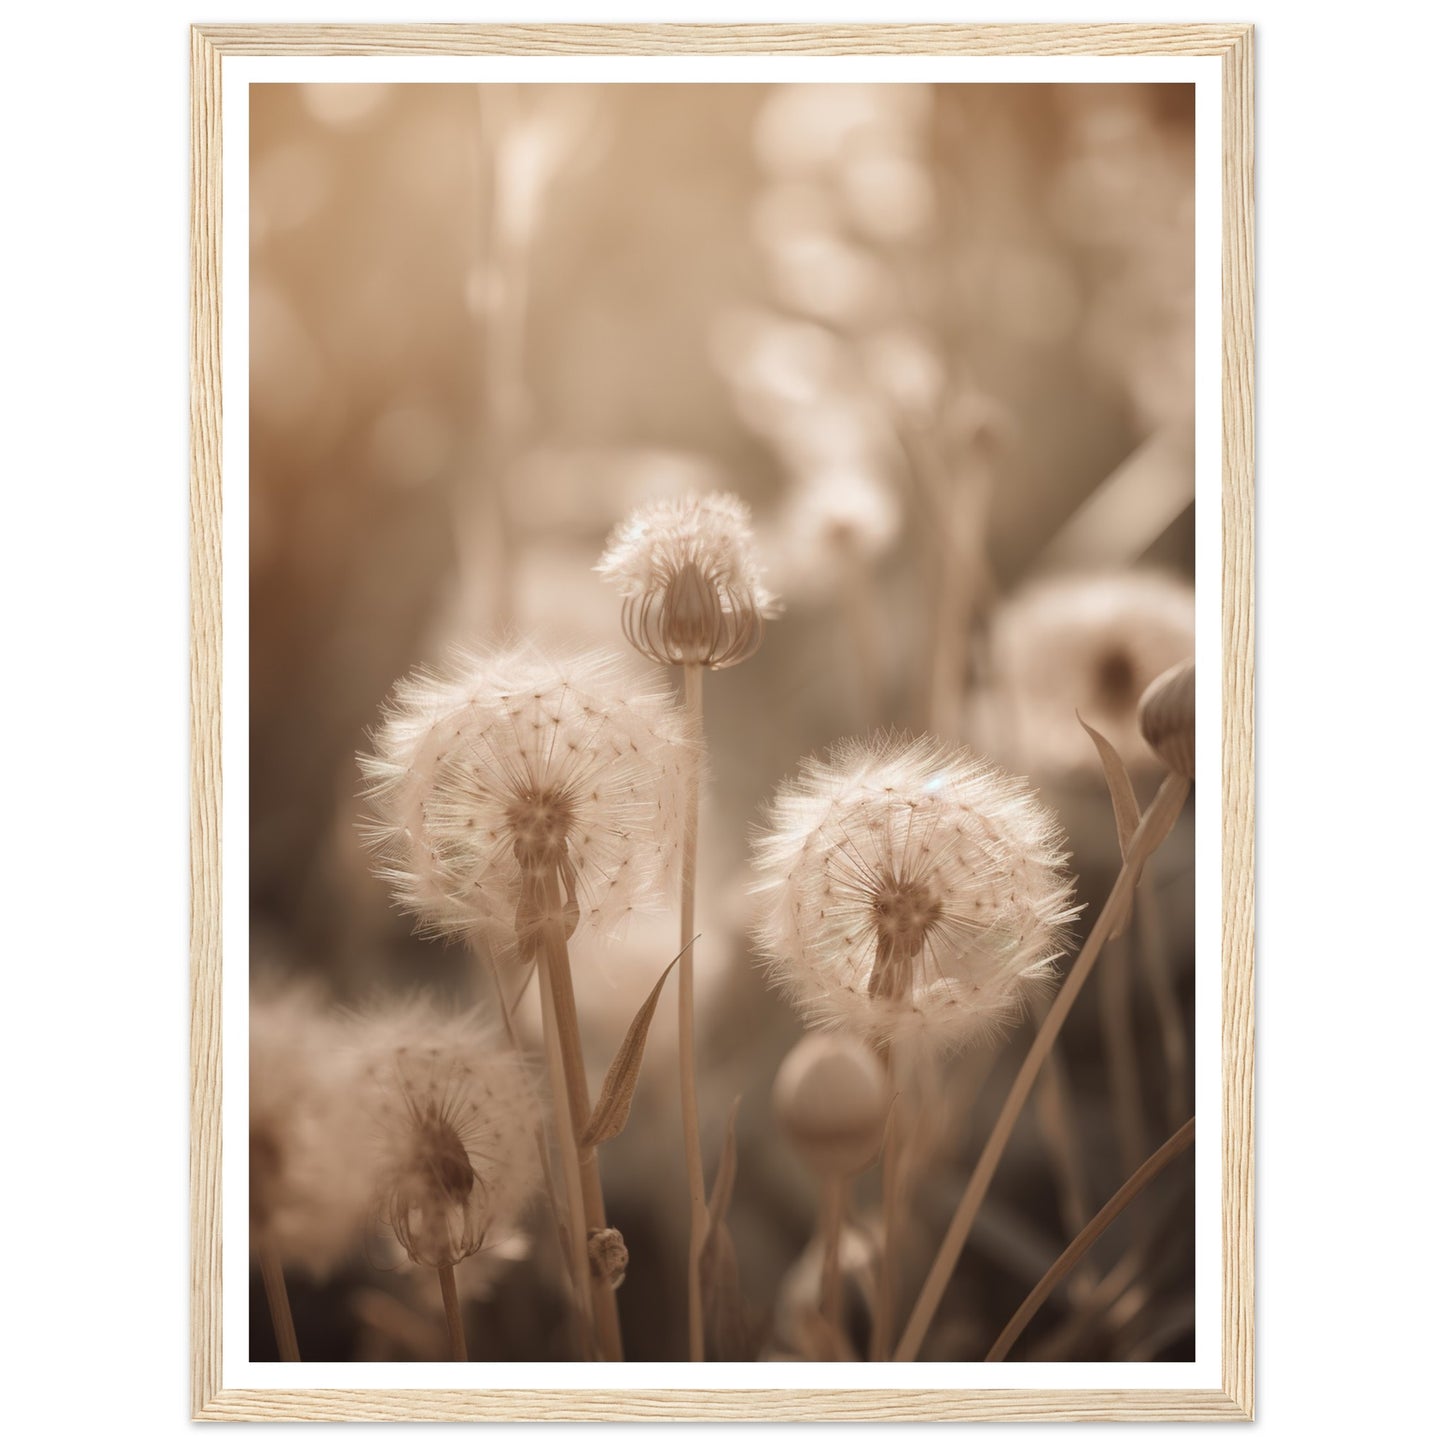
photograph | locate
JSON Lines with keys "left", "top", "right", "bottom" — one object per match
{"left": 246, "top": 71, "right": 1202, "bottom": 1369}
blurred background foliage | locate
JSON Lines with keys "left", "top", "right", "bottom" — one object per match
{"left": 250, "top": 80, "right": 1196, "bottom": 1364}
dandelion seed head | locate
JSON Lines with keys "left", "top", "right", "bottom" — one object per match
{"left": 751, "top": 735, "right": 1078, "bottom": 1055}
{"left": 596, "top": 493, "right": 780, "bottom": 668}
{"left": 250, "top": 979, "right": 371, "bottom": 1278}
{"left": 354, "top": 999, "right": 542, "bottom": 1270}
{"left": 359, "top": 644, "right": 696, "bottom": 944}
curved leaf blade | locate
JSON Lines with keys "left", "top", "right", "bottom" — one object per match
{"left": 577, "top": 938, "right": 696, "bottom": 1152}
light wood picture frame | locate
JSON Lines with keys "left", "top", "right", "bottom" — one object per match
{"left": 191, "top": 21, "right": 1254, "bottom": 1422}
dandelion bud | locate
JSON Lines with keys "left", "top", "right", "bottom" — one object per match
{"left": 774, "top": 1032, "right": 888, "bottom": 1178}
{"left": 596, "top": 493, "right": 780, "bottom": 669}
{"left": 1138, "top": 658, "right": 1195, "bottom": 779}
{"left": 589, "top": 1226, "right": 629, "bottom": 1289}
{"left": 752, "top": 736, "right": 1079, "bottom": 1055}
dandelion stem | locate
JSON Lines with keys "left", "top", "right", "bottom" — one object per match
{"left": 535, "top": 941, "right": 597, "bottom": 1358}
{"left": 819, "top": 1173, "right": 849, "bottom": 1342}
{"left": 438, "top": 1263, "right": 468, "bottom": 1362}
{"left": 537, "top": 870, "right": 625, "bottom": 1362}
{"left": 985, "top": 1116, "right": 1196, "bottom": 1361}
{"left": 678, "top": 659, "right": 708, "bottom": 1364}
{"left": 869, "top": 1045, "right": 905, "bottom": 1361}
{"left": 894, "top": 769, "right": 1192, "bottom": 1362}
{"left": 475, "top": 936, "right": 587, "bottom": 1355}
{"left": 258, "top": 1242, "right": 299, "bottom": 1363}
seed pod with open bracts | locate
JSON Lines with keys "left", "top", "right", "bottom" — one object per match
{"left": 596, "top": 493, "right": 780, "bottom": 669}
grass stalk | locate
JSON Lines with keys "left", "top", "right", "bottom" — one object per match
{"left": 1136, "top": 864, "right": 1191, "bottom": 1126}
{"left": 893, "top": 769, "right": 1192, "bottom": 1362}
{"left": 259, "top": 1241, "right": 299, "bottom": 1363}
{"left": 1099, "top": 932, "right": 1149, "bottom": 1176}
{"left": 1033, "top": 1047, "right": 1097, "bottom": 1297}
{"left": 985, "top": 1116, "right": 1196, "bottom": 1362}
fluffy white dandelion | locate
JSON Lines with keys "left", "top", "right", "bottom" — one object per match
{"left": 982, "top": 570, "right": 1194, "bottom": 775}
{"left": 250, "top": 979, "right": 372, "bottom": 1279}
{"left": 359, "top": 644, "right": 696, "bottom": 946}
{"left": 752, "top": 736, "right": 1079, "bottom": 1055}
{"left": 356, "top": 1000, "right": 542, "bottom": 1271}
{"left": 596, "top": 493, "right": 780, "bottom": 668}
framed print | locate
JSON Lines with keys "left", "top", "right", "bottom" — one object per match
{"left": 190, "top": 21, "right": 1254, "bottom": 1422}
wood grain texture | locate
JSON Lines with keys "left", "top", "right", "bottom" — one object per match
{"left": 1219, "top": 25, "right": 1257, "bottom": 1425}
{"left": 195, "top": 1387, "right": 1248, "bottom": 1423}
{"left": 189, "top": 21, "right": 1255, "bottom": 1422}
{"left": 189, "top": 22, "right": 223, "bottom": 1424}
{"left": 195, "top": 22, "right": 1253, "bottom": 58}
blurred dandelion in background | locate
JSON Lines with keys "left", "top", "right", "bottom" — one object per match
{"left": 979, "top": 570, "right": 1196, "bottom": 778}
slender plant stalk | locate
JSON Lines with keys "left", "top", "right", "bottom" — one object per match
{"left": 1099, "top": 932, "right": 1149, "bottom": 1175}
{"left": 869, "top": 1045, "right": 905, "bottom": 1361}
{"left": 985, "top": 1116, "right": 1196, "bottom": 1362}
{"left": 1033, "top": 1048, "right": 1097, "bottom": 1295}
{"left": 478, "top": 944, "right": 568, "bottom": 1237}
{"left": 1033, "top": 1248, "right": 1141, "bottom": 1362}
{"left": 535, "top": 943, "right": 597, "bottom": 1357}
{"left": 894, "top": 769, "right": 1192, "bottom": 1362}
{"left": 841, "top": 563, "right": 883, "bottom": 725}
{"left": 678, "top": 659, "right": 708, "bottom": 1363}
{"left": 819, "top": 1174, "right": 849, "bottom": 1340}
{"left": 258, "top": 1241, "right": 299, "bottom": 1363}
{"left": 455, "top": 85, "right": 521, "bottom": 634}
{"left": 1136, "top": 865, "right": 1191, "bottom": 1126}
{"left": 537, "top": 871, "right": 625, "bottom": 1362}
{"left": 899, "top": 425, "right": 991, "bottom": 734}
{"left": 438, "top": 1263, "right": 468, "bottom": 1362}
{"left": 1030, "top": 1164, "right": 1190, "bottom": 1361}
{"left": 475, "top": 938, "right": 589, "bottom": 1358}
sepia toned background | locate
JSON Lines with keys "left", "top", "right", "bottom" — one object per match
{"left": 250, "top": 80, "right": 1197, "bottom": 1364}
